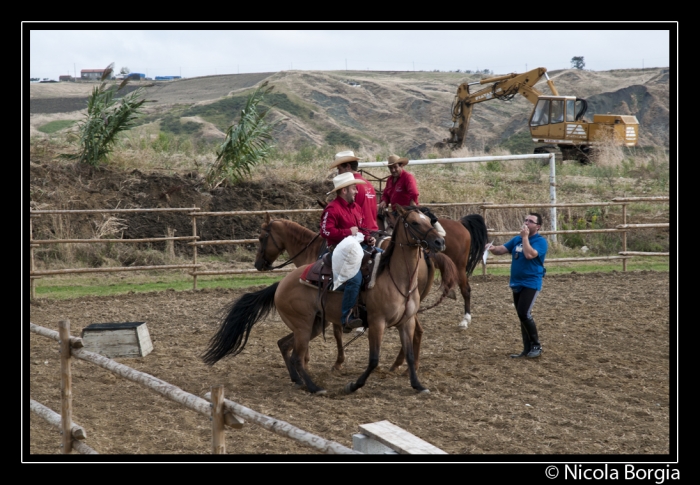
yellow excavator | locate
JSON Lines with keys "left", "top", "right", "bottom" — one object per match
{"left": 439, "top": 67, "right": 639, "bottom": 163}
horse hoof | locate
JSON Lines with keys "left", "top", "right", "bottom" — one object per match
{"left": 344, "top": 382, "right": 355, "bottom": 394}
{"left": 458, "top": 322, "right": 468, "bottom": 330}
{"left": 418, "top": 389, "right": 431, "bottom": 394}
{"left": 314, "top": 389, "right": 327, "bottom": 395}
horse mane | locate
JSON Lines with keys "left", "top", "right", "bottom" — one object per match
{"left": 275, "top": 219, "right": 319, "bottom": 247}
{"left": 376, "top": 206, "right": 422, "bottom": 277}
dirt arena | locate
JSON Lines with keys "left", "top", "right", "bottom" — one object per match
{"left": 28, "top": 270, "right": 671, "bottom": 458}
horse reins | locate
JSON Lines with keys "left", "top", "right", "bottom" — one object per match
{"left": 260, "top": 221, "right": 321, "bottom": 270}
{"left": 386, "top": 210, "right": 440, "bottom": 325}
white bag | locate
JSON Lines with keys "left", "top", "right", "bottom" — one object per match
{"left": 331, "top": 233, "right": 365, "bottom": 291}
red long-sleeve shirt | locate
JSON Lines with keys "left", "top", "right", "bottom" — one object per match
{"left": 381, "top": 170, "right": 419, "bottom": 207}
{"left": 353, "top": 173, "right": 379, "bottom": 232}
{"left": 320, "top": 196, "right": 370, "bottom": 247}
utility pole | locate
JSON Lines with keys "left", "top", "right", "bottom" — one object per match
{"left": 346, "top": 58, "right": 347, "bottom": 70}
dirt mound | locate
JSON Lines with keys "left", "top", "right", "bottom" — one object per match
{"left": 29, "top": 162, "right": 328, "bottom": 256}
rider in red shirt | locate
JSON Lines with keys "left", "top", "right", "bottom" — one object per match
{"left": 378, "top": 155, "right": 419, "bottom": 209}
{"left": 377, "top": 155, "right": 445, "bottom": 236}
{"left": 329, "top": 150, "right": 379, "bottom": 232}
{"left": 320, "top": 172, "right": 377, "bottom": 332}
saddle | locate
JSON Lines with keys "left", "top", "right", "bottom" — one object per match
{"left": 300, "top": 247, "right": 380, "bottom": 292}
{"left": 300, "top": 247, "right": 382, "bottom": 334}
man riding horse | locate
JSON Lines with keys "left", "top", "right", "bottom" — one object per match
{"left": 320, "top": 172, "right": 379, "bottom": 333}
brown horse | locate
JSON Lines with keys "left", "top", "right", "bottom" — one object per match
{"left": 382, "top": 211, "right": 488, "bottom": 329}
{"left": 252, "top": 213, "right": 455, "bottom": 372}
{"left": 203, "top": 206, "right": 455, "bottom": 394}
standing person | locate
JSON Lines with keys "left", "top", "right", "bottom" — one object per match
{"left": 329, "top": 150, "right": 378, "bottom": 232}
{"left": 487, "top": 213, "right": 548, "bottom": 358}
{"left": 320, "top": 172, "right": 378, "bottom": 332}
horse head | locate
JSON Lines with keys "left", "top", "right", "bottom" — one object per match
{"left": 395, "top": 205, "right": 446, "bottom": 253}
{"left": 254, "top": 214, "right": 285, "bottom": 271}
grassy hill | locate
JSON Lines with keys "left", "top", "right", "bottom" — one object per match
{"left": 29, "top": 67, "right": 670, "bottom": 158}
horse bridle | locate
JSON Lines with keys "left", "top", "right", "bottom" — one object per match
{"left": 398, "top": 209, "right": 440, "bottom": 250}
{"left": 258, "top": 220, "right": 320, "bottom": 270}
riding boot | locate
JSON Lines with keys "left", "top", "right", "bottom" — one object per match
{"left": 510, "top": 320, "right": 531, "bottom": 358}
{"left": 523, "top": 317, "right": 542, "bottom": 358}
{"left": 340, "top": 271, "right": 363, "bottom": 333}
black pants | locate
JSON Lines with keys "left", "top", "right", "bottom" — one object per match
{"left": 512, "top": 287, "right": 539, "bottom": 321}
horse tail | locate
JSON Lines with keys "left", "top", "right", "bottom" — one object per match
{"left": 202, "top": 282, "right": 279, "bottom": 366}
{"left": 459, "top": 214, "right": 489, "bottom": 276}
{"left": 419, "top": 252, "right": 459, "bottom": 313}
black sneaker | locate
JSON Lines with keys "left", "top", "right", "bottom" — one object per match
{"left": 526, "top": 345, "right": 542, "bottom": 358}
{"left": 343, "top": 317, "right": 363, "bottom": 333}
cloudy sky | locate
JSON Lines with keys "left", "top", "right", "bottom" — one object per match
{"left": 26, "top": 25, "right": 674, "bottom": 81}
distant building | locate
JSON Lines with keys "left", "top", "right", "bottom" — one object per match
{"left": 155, "top": 76, "right": 182, "bottom": 81}
{"left": 126, "top": 73, "right": 146, "bottom": 80}
{"left": 59, "top": 75, "right": 75, "bottom": 82}
{"left": 81, "top": 69, "right": 110, "bottom": 80}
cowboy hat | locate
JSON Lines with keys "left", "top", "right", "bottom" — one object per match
{"left": 326, "top": 172, "right": 366, "bottom": 195}
{"left": 329, "top": 150, "right": 360, "bottom": 169}
{"left": 387, "top": 155, "right": 409, "bottom": 166}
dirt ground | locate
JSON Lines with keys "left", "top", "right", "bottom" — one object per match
{"left": 27, "top": 270, "right": 671, "bottom": 458}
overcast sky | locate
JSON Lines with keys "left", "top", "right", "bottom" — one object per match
{"left": 26, "top": 25, "right": 673, "bottom": 80}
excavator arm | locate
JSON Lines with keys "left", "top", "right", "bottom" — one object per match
{"left": 443, "top": 67, "right": 558, "bottom": 149}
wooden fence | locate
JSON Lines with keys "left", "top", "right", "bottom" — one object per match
{"left": 28, "top": 196, "right": 669, "bottom": 298}
{"left": 29, "top": 320, "right": 360, "bottom": 455}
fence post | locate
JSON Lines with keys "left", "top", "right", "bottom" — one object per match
{"left": 59, "top": 320, "right": 73, "bottom": 454}
{"left": 548, "top": 153, "right": 558, "bottom": 246}
{"left": 481, "top": 202, "right": 490, "bottom": 276}
{"left": 192, "top": 215, "right": 198, "bottom": 290}
{"left": 211, "top": 385, "right": 226, "bottom": 454}
{"left": 622, "top": 203, "right": 628, "bottom": 272}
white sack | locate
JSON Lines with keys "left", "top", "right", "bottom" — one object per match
{"left": 331, "top": 233, "right": 365, "bottom": 291}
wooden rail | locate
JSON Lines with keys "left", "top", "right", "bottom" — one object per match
{"left": 29, "top": 196, "right": 669, "bottom": 297}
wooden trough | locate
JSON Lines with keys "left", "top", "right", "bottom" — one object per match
{"left": 81, "top": 322, "right": 153, "bottom": 358}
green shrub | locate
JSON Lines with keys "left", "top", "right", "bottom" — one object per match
{"left": 325, "top": 130, "right": 360, "bottom": 150}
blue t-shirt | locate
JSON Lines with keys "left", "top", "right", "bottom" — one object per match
{"left": 503, "top": 233, "right": 548, "bottom": 291}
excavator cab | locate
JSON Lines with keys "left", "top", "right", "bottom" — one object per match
{"left": 530, "top": 95, "right": 591, "bottom": 144}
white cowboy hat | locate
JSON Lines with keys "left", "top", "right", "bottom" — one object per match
{"left": 329, "top": 150, "right": 360, "bottom": 169}
{"left": 387, "top": 154, "right": 409, "bottom": 166}
{"left": 326, "top": 172, "right": 366, "bottom": 195}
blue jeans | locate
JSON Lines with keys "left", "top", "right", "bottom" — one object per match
{"left": 338, "top": 270, "right": 363, "bottom": 322}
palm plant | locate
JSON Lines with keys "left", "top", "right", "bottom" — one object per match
{"left": 63, "top": 63, "right": 146, "bottom": 167}
{"left": 206, "top": 81, "right": 281, "bottom": 189}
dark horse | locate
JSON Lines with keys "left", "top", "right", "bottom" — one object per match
{"left": 381, "top": 211, "right": 488, "bottom": 329}
{"left": 203, "top": 206, "right": 456, "bottom": 394}
{"left": 252, "top": 212, "right": 457, "bottom": 372}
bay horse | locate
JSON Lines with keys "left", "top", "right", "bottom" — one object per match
{"left": 252, "top": 212, "right": 456, "bottom": 372}
{"left": 382, "top": 210, "right": 489, "bottom": 329}
{"left": 203, "top": 206, "right": 455, "bottom": 394}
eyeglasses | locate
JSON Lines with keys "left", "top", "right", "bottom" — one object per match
{"left": 524, "top": 219, "right": 539, "bottom": 225}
